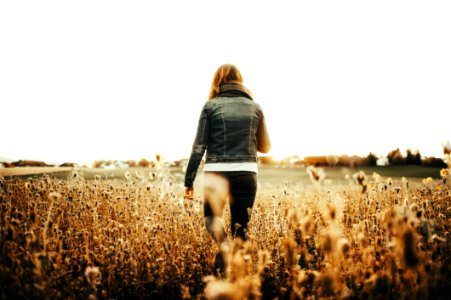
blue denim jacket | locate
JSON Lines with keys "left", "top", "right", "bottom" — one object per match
{"left": 184, "top": 83, "right": 271, "bottom": 187}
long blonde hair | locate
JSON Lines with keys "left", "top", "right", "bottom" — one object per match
{"left": 208, "top": 64, "right": 243, "bottom": 100}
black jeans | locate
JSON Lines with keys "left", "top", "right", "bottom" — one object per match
{"left": 204, "top": 171, "right": 257, "bottom": 241}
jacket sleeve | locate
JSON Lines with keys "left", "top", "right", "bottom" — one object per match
{"left": 184, "top": 103, "right": 209, "bottom": 187}
{"left": 257, "top": 107, "right": 271, "bottom": 153}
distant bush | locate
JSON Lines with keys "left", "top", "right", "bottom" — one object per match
{"left": 127, "top": 160, "right": 137, "bottom": 168}
{"left": 387, "top": 148, "right": 405, "bottom": 165}
{"left": 138, "top": 158, "right": 152, "bottom": 168}
{"left": 59, "top": 162, "right": 76, "bottom": 167}
{"left": 92, "top": 160, "right": 110, "bottom": 168}
{"left": 259, "top": 156, "right": 276, "bottom": 165}
{"left": 422, "top": 157, "right": 447, "bottom": 168}
{"left": 405, "top": 149, "right": 422, "bottom": 165}
{"left": 366, "top": 152, "right": 378, "bottom": 166}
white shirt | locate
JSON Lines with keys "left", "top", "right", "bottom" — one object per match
{"left": 203, "top": 162, "right": 258, "bottom": 173}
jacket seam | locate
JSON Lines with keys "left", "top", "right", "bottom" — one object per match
{"left": 249, "top": 110, "right": 253, "bottom": 154}
{"left": 200, "top": 108, "right": 206, "bottom": 146}
{"left": 220, "top": 106, "right": 226, "bottom": 155}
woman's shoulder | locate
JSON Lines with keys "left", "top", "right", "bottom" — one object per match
{"left": 250, "top": 100, "right": 263, "bottom": 111}
{"left": 202, "top": 100, "right": 213, "bottom": 108}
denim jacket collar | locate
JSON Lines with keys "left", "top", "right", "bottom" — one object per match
{"left": 219, "top": 83, "right": 253, "bottom": 100}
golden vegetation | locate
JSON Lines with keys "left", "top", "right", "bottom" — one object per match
{"left": 0, "top": 167, "right": 450, "bottom": 299}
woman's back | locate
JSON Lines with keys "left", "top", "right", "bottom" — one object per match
{"left": 204, "top": 83, "right": 266, "bottom": 163}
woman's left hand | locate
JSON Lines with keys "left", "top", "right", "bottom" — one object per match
{"left": 184, "top": 187, "right": 194, "bottom": 200}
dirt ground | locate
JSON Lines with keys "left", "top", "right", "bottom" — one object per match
{"left": 0, "top": 167, "right": 73, "bottom": 177}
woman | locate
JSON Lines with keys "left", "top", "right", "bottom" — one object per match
{"left": 184, "top": 64, "right": 271, "bottom": 244}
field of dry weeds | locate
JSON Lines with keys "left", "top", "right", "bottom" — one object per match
{"left": 0, "top": 165, "right": 450, "bottom": 299}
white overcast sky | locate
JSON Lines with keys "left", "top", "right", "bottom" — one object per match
{"left": 1, "top": 1, "right": 450, "bottom": 164}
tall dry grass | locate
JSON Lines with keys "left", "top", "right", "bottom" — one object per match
{"left": 0, "top": 166, "right": 449, "bottom": 299}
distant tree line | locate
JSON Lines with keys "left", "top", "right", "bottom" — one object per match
{"left": 1, "top": 146, "right": 448, "bottom": 169}
{"left": 0, "top": 160, "right": 76, "bottom": 168}
{"left": 379, "top": 148, "right": 446, "bottom": 167}
{"left": 259, "top": 148, "right": 448, "bottom": 168}
{"left": 91, "top": 158, "right": 156, "bottom": 168}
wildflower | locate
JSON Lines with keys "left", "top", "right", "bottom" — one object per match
{"left": 422, "top": 177, "right": 433, "bottom": 184}
{"left": 302, "top": 216, "right": 313, "bottom": 233}
{"left": 353, "top": 171, "right": 367, "bottom": 186}
{"left": 321, "top": 234, "right": 333, "bottom": 253}
{"left": 444, "top": 141, "right": 451, "bottom": 155}
{"left": 430, "top": 234, "right": 446, "bottom": 243}
{"left": 338, "top": 238, "right": 349, "bottom": 255}
{"left": 84, "top": 266, "right": 100, "bottom": 279}
{"left": 257, "top": 250, "right": 270, "bottom": 272}
{"left": 353, "top": 171, "right": 367, "bottom": 193}
{"left": 416, "top": 210, "right": 423, "bottom": 218}
{"left": 124, "top": 171, "right": 131, "bottom": 180}
{"left": 328, "top": 204, "right": 336, "bottom": 220}
{"left": 306, "top": 166, "right": 325, "bottom": 183}
{"left": 318, "top": 273, "right": 336, "bottom": 296}
{"left": 94, "top": 175, "right": 101, "bottom": 181}
{"left": 24, "top": 182, "right": 30, "bottom": 190}
{"left": 440, "top": 169, "right": 448, "bottom": 177}
{"left": 134, "top": 170, "right": 144, "bottom": 180}
{"left": 357, "top": 232, "right": 365, "bottom": 242}
{"left": 283, "top": 238, "right": 298, "bottom": 266}
{"left": 7, "top": 226, "right": 15, "bottom": 241}
{"left": 401, "top": 177, "right": 409, "bottom": 189}
{"left": 204, "top": 279, "right": 241, "bottom": 300}
{"left": 49, "top": 192, "right": 61, "bottom": 201}
{"left": 372, "top": 172, "right": 381, "bottom": 182}
{"left": 181, "top": 285, "right": 191, "bottom": 299}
